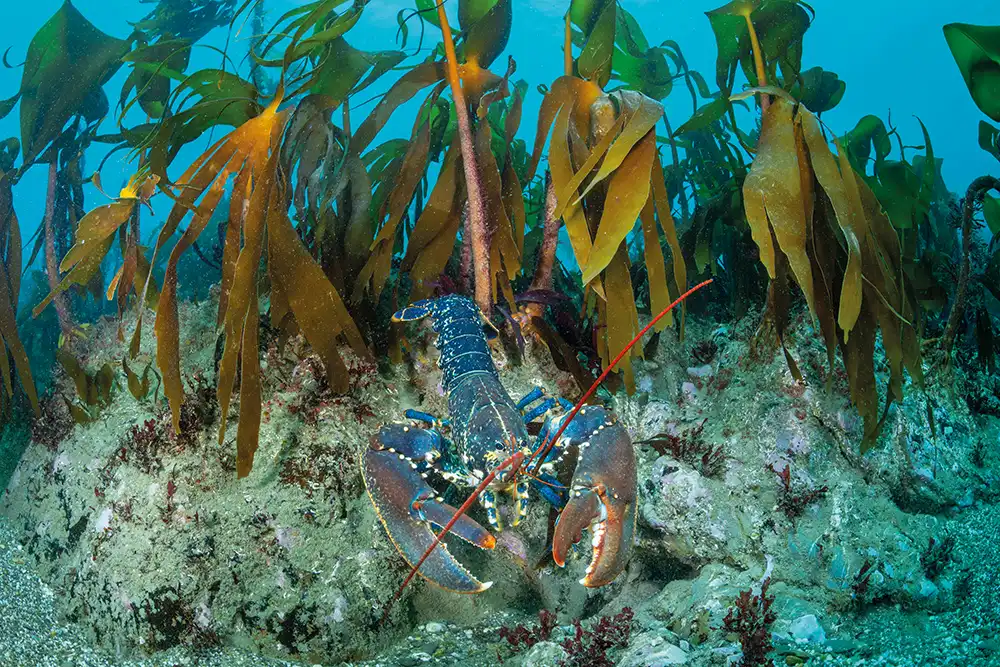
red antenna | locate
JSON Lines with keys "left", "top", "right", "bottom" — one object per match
{"left": 381, "top": 278, "right": 713, "bottom": 623}
{"left": 530, "top": 279, "right": 714, "bottom": 473}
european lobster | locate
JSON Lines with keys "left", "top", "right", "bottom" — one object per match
{"left": 361, "top": 294, "right": 638, "bottom": 593}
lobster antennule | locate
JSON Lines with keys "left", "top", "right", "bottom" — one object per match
{"left": 528, "top": 279, "right": 714, "bottom": 474}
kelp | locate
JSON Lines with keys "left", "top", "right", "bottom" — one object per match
{"left": 123, "top": 356, "right": 154, "bottom": 401}
{"left": 0, "top": 170, "right": 39, "bottom": 424}
{"left": 56, "top": 348, "right": 114, "bottom": 424}
{"left": 743, "top": 96, "right": 922, "bottom": 448}
{"left": 146, "top": 94, "right": 368, "bottom": 477}
{"left": 524, "top": 0, "right": 690, "bottom": 388}
{"left": 944, "top": 23, "right": 1000, "bottom": 123}
{"left": 33, "top": 172, "right": 158, "bottom": 323}
{"left": 0, "top": 1, "right": 129, "bottom": 166}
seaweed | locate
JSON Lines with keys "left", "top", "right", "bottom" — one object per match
{"left": 723, "top": 576, "right": 777, "bottom": 667}
{"left": 0, "top": 168, "right": 39, "bottom": 426}
{"left": 55, "top": 349, "right": 115, "bottom": 424}
{"left": 4, "top": 0, "right": 991, "bottom": 479}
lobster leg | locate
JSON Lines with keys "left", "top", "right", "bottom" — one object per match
{"left": 362, "top": 423, "right": 496, "bottom": 593}
{"left": 518, "top": 387, "right": 574, "bottom": 424}
{"left": 546, "top": 406, "right": 637, "bottom": 588}
{"left": 404, "top": 408, "right": 450, "bottom": 429}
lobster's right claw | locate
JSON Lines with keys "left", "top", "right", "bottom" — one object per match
{"left": 361, "top": 424, "right": 495, "bottom": 594}
{"left": 550, "top": 408, "right": 637, "bottom": 588}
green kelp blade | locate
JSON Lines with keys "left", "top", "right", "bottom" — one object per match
{"left": 791, "top": 66, "right": 845, "bottom": 113}
{"left": 577, "top": 0, "right": 616, "bottom": 88}
{"left": 310, "top": 38, "right": 405, "bottom": 105}
{"left": 463, "top": 0, "right": 512, "bottom": 69}
{"left": 16, "top": 2, "right": 129, "bottom": 164}
{"left": 980, "top": 120, "right": 1000, "bottom": 162}
{"left": 348, "top": 61, "right": 446, "bottom": 158}
{"left": 944, "top": 23, "right": 1000, "bottom": 122}
{"left": 840, "top": 115, "right": 892, "bottom": 174}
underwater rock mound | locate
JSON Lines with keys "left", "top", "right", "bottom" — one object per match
{"left": 2, "top": 293, "right": 998, "bottom": 665}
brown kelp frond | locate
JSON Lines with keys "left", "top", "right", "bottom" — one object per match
{"left": 32, "top": 171, "right": 158, "bottom": 321}
{"left": 126, "top": 68, "right": 263, "bottom": 180}
{"left": 744, "top": 96, "right": 922, "bottom": 448}
{"left": 56, "top": 348, "right": 114, "bottom": 424}
{"left": 148, "top": 94, "right": 368, "bottom": 476}
{"left": 355, "top": 82, "right": 446, "bottom": 302}
{"left": 517, "top": 0, "right": 692, "bottom": 390}
{"left": 0, "top": 169, "right": 39, "bottom": 421}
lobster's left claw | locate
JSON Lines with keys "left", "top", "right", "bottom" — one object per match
{"left": 362, "top": 424, "right": 496, "bottom": 594}
{"left": 550, "top": 407, "right": 637, "bottom": 588}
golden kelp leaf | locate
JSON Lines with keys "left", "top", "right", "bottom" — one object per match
{"left": 404, "top": 140, "right": 462, "bottom": 297}
{"left": 236, "top": 292, "right": 262, "bottom": 478}
{"left": 743, "top": 98, "right": 817, "bottom": 318}
{"left": 808, "top": 193, "right": 843, "bottom": 376}
{"left": 474, "top": 119, "right": 518, "bottom": 293}
{"left": 268, "top": 189, "right": 369, "bottom": 395}
{"left": 573, "top": 92, "right": 663, "bottom": 205}
{"left": 57, "top": 348, "right": 89, "bottom": 403}
{"left": 33, "top": 234, "right": 115, "bottom": 317}
{"left": 603, "top": 248, "right": 638, "bottom": 393}
{"left": 123, "top": 356, "right": 151, "bottom": 400}
{"left": 639, "top": 193, "right": 673, "bottom": 331}
{"left": 58, "top": 201, "right": 135, "bottom": 272}
{"left": 550, "top": 109, "right": 627, "bottom": 221}
{"left": 355, "top": 85, "right": 443, "bottom": 300}
{"left": 846, "top": 301, "right": 879, "bottom": 450}
{"left": 580, "top": 130, "right": 656, "bottom": 286}
{"left": 856, "top": 176, "right": 923, "bottom": 386}
{"left": 95, "top": 363, "right": 114, "bottom": 405}
{"left": 526, "top": 76, "right": 601, "bottom": 183}
{"left": 217, "top": 147, "right": 277, "bottom": 451}
{"left": 219, "top": 167, "right": 251, "bottom": 327}
{"left": 156, "top": 170, "right": 233, "bottom": 432}
{"left": 0, "top": 194, "right": 37, "bottom": 413}
{"left": 155, "top": 97, "right": 287, "bottom": 433}
{"left": 0, "top": 329, "right": 11, "bottom": 396}
{"left": 800, "top": 111, "right": 863, "bottom": 340}
{"left": 502, "top": 158, "right": 526, "bottom": 259}
{"left": 65, "top": 397, "right": 94, "bottom": 425}
{"left": 549, "top": 102, "right": 597, "bottom": 285}
{"left": 651, "top": 151, "right": 687, "bottom": 336}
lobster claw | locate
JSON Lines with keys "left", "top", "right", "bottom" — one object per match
{"left": 550, "top": 407, "right": 637, "bottom": 588}
{"left": 361, "top": 424, "right": 496, "bottom": 594}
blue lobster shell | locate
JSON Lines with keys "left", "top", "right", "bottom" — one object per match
{"left": 361, "top": 295, "right": 637, "bottom": 593}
